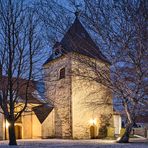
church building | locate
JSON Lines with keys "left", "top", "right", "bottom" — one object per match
{"left": 42, "top": 15, "right": 114, "bottom": 139}
{"left": 0, "top": 15, "right": 119, "bottom": 140}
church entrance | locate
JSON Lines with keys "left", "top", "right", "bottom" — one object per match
{"left": 15, "top": 125, "right": 22, "bottom": 139}
{"left": 90, "top": 125, "right": 96, "bottom": 139}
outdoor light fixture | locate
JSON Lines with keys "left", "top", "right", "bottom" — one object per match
{"left": 5, "top": 120, "right": 10, "bottom": 128}
{"left": 89, "top": 118, "right": 97, "bottom": 125}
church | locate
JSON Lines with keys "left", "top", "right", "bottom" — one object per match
{"left": 0, "top": 15, "right": 120, "bottom": 140}
{"left": 42, "top": 14, "right": 114, "bottom": 139}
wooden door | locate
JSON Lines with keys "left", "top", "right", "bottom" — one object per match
{"left": 15, "top": 125, "right": 22, "bottom": 139}
{"left": 90, "top": 125, "right": 95, "bottom": 139}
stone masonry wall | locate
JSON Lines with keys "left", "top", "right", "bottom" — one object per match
{"left": 71, "top": 54, "right": 113, "bottom": 139}
{"left": 44, "top": 54, "right": 72, "bottom": 138}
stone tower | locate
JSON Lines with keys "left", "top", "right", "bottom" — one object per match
{"left": 43, "top": 16, "right": 113, "bottom": 139}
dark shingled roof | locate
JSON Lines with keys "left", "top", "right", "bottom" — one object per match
{"left": 33, "top": 104, "right": 53, "bottom": 123}
{"left": 43, "top": 17, "right": 110, "bottom": 65}
{"left": 0, "top": 76, "right": 46, "bottom": 104}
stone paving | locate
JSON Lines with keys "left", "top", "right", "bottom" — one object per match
{"left": 0, "top": 138, "right": 148, "bottom": 148}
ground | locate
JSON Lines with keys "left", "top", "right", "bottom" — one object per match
{"left": 0, "top": 138, "right": 148, "bottom": 148}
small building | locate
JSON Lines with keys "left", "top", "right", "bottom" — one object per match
{"left": 0, "top": 79, "right": 52, "bottom": 140}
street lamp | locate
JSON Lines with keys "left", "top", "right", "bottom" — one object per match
{"left": 5, "top": 119, "right": 10, "bottom": 140}
{"left": 6, "top": 120, "right": 10, "bottom": 129}
{"left": 89, "top": 118, "right": 97, "bottom": 125}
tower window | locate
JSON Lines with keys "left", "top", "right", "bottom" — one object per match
{"left": 59, "top": 68, "right": 65, "bottom": 79}
{"left": 55, "top": 48, "right": 60, "bottom": 56}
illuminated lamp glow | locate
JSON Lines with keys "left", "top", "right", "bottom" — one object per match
{"left": 6, "top": 120, "right": 10, "bottom": 128}
{"left": 89, "top": 118, "right": 97, "bottom": 125}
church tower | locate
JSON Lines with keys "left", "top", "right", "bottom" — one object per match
{"left": 43, "top": 14, "right": 113, "bottom": 139}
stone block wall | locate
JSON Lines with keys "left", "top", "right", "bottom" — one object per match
{"left": 71, "top": 54, "right": 113, "bottom": 139}
{"left": 44, "top": 54, "right": 72, "bottom": 138}
{"left": 43, "top": 53, "right": 113, "bottom": 139}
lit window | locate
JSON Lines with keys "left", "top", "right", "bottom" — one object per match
{"left": 59, "top": 68, "right": 65, "bottom": 79}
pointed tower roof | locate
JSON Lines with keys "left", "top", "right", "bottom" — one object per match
{"left": 44, "top": 16, "right": 110, "bottom": 65}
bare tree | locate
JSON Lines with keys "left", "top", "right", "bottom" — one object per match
{"left": 36, "top": 0, "right": 148, "bottom": 143}
{"left": 35, "top": 0, "right": 73, "bottom": 47}
{"left": 0, "top": 0, "right": 43, "bottom": 145}
{"left": 69, "top": 0, "right": 148, "bottom": 143}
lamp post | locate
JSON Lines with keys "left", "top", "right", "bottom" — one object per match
{"left": 89, "top": 118, "right": 97, "bottom": 125}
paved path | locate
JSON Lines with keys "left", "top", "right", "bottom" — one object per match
{"left": 0, "top": 138, "right": 148, "bottom": 148}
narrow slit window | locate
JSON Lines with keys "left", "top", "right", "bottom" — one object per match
{"left": 59, "top": 68, "right": 65, "bottom": 79}
{"left": 55, "top": 48, "right": 60, "bottom": 56}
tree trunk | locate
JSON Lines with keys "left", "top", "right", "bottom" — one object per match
{"left": 118, "top": 123, "right": 133, "bottom": 143}
{"left": 8, "top": 121, "right": 17, "bottom": 145}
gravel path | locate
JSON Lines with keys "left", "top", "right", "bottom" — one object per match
{"left": 0, "top": 138, "right": 148, "bottom": 148}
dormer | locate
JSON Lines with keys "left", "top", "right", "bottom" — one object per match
{"left": 53, "top": 42, "right": 62, "bottom": 58}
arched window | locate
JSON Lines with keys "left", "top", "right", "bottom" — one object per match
{"left": 59, "top": 68, "right": 65, "bottom": 79}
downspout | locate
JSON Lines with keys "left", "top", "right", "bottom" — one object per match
{"left": 5, "top": 118, "right": 7, "bottom": 140}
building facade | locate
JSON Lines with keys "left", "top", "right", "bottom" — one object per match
{"left": 0, "top": 80, "right": 48, "bottom": 140}
{"left": 0, "top": 15, "right": 117, "bottom": 140}
{"left": 0, "top": 110, "right": 42, "bottom": 140}
{"left": 42, "top": 16, "right": 114, "bottom": 139}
